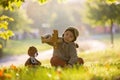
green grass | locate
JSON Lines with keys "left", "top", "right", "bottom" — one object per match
{"left": 0, "top": 60, "right": 120, "bottom": 80}
{"left": 3, "top": 38, "right": 52, "bottom": 55}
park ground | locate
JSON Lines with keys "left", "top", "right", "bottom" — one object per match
{"left": 0, "top": 38, "right": 107, "bottom": 67}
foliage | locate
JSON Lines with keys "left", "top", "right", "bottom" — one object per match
{"left": 38, "top": 0, "right": 48, "bottom": 4}
{"left": 0, "top": 0, "right": 36, "bottom": 42}
{"left": 0, "top": 0, "right": 24, "bottom": 11}
{"left": 86, "top": 0, "right": 120, "bottom": 45}
{"left": 0, "top": 0, "right": 33, "bottom": 49}
{"left": 86, "top": 0, "right": 120, "bottom": 26}
{"left": 0, "top": 15, "right": 14, "bottom": 40}
{"left": 1, "top": 9, "right": 33, "bottom": 32}
{"left": 0, "top": 0, "right": 25, "bottom": 49}
{"left": 0, "top": 44, "right": 2, "bottom": 48}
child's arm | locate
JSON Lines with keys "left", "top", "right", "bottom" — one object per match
{"left": 68, "top": 45, "right": 78, "bottom": 65}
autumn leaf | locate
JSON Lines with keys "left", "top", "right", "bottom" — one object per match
{"left": 0, "top": 44, "right": 2, "bottom": 48}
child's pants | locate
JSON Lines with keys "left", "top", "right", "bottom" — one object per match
{"left": 50, "top": 56, "right": 84, "bottom": 67}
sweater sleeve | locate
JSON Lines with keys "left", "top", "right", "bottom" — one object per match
{"left": 68, "top": 44, "right": 78, "bottom": 65}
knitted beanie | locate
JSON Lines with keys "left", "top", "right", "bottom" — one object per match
{"left": 64, "top": 27, "right": 79, "bottom": 42}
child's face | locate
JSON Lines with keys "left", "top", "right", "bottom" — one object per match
{"left": 63, "top": 31, "right": 74, "bottom": 43}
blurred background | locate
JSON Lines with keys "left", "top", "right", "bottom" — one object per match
{"left": 0, "top": 0, "right": 120, "bottom": 60}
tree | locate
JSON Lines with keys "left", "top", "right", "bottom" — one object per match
{"left": 0, "top": 0, "right": 25, "bottom": 56}
{"left": 1, "top": 9, "right": 32, "bottom": 32}
{"left": 0, "top": 0, "right": 24, "bottom": 42}
{"left": 86, "top": 0, "right": 120, "bottom": 47}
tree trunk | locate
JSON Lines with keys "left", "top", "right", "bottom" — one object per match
{"left": 0, "top": 40, "right": 4, "bottom": 57}
{"left": 110, "top": 19, "right": 114, "bottom": 47}
{"left": 0, "top": 48, "right": 3, "bottom": 57}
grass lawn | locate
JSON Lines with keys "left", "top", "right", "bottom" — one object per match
{"left": 0, "top": 50, "right": 120, "bottom": 80}
{"left": 0, "top": 34, "right": 120, "bottom": 80}
{"left": 3, "top": 38, "right": 52, "bottom": 55}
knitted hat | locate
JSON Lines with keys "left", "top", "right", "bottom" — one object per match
{"left": 64, "top": 27, "right": 79, "bottom": 42}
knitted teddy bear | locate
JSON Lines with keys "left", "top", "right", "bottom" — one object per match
{"left": 25, "top": 46, "right": 41, "bottom": 67}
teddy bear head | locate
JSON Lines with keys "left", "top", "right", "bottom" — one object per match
{"left": 28, "top": 46, "right": 38, "bottom": 57}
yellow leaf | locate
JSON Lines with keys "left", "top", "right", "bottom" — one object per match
{"left": 0, "top": 15, "right": 7, "bottom": 20}
{"left": 10, "top": 64, "right": 17, "bottom": 70}
{"left": 16, "top": 1, "right": 23, "bottom": 7}
{"left": 4, "top": 73, "right": 12, "bottom": 79}
{"left": 38, "top": 0, "right": 48, "bottom": 5}
{"left": 0, "top": 70, "right": 4, "bottom": 77}
{"left": 9, "top": 18, "right": 14, "bottom": 21}
{"left": 0, "top": 30, "right": 14, "bottom": 40}
{"left": 1, "top": 21, "right": 8, "bottom": 29}
{"left": 58, "top": 0, "right": 67, "bottom": 3}
{"left": 7, "top": 30, "right": 14, "bottom": 36}
{"left": 0, "top": 44, "right": 2, "bottom": 48}
{"left": 106, "top": 0, "right": 117, "bottom": 4}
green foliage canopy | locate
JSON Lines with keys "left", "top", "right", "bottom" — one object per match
{"left": 86, "top": 0, "right": 120, "bottom": 26}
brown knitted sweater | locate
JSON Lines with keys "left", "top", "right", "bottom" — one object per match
{"left": 46, "top": 38, "right": 78, "bottom": 65}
